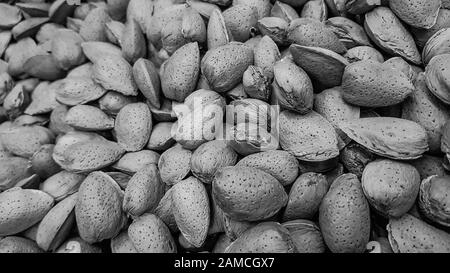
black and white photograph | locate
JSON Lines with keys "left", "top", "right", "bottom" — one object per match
{"left": 0, "top": 0, "right": 449, "bottom": 267}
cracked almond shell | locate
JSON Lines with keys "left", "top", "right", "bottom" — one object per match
{"left": 290, "top": 44, "right": 349, "bottom": 89}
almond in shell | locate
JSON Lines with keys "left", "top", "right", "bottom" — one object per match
{"left": 65, "top": 105, "right": 114, "bottom": 131}
{"left": 147, "top": 122, "right": 175, "bottom": 152}
{"left": 389, "top": 0, "right": 440, "bottom": 29}
{"left": 212, "top": 166, "right": 288, "bottom": 221}
{"left": 79, "top": 7, "right": 112, "bottom": 42}
{"left": 290, "top": 44, "right": 349, "bottom": 89}
{"left": 0, "top": 125, "right": 54, "bottom": 158}
{"left": 279, "top": 110, "right": 339, "bottom": 163}
{"left": 191, "top": 140, "right": 238, "bottom": 184}
{"left": 341, "top": 60, "right": 414, "bottom": 107}
{"left": 51, "top": 29, "right": 85, "bottom": 71}
{"left": 172, "top": 177, "right": 210, "bottom": 247}
{"left": 424, "top": 53, "right": 450, "bottom": 105}
{"left": 112, "top": 150, "right": 160, "bottom": 174}
{"left": 158, "top": 144, "right": 192, "bottom": 186}
{"left": 319, "top": 174, "right": 370, "bottom": 253}
{"left": 223, "top": 5, "right": 258, "bottom": 42}
{"left": 283, "top": 173, "right": 329, "bottom": 221}
{"left": 161, "top": 42, "right": 200, "bottom": 102}
{"left": 123, "top": 164, "right": 165, "bottom": 218}
{"left": 288, "top": 18, "right": 346, "bottom": 54}
{"left": 236, "top": 150, "right": 298, "bottom": 186}
{"left": 201, "top": 42, "right": 254, "bottom": 93}
{"left": 75, "top": 172, "right": 125, "bottom": 243}
{"left": 114, "top": 103, "right": 152, "bottom": 152}
{"left": 225, "top": 222, "right": 297, "bottom": 253}
{"left": 36, "top": 193, "right": 77, "bottom": 251}
{"left": 338, "top": 117, "right": 429, "bottom": 160}
{"left": 93, "top": 54, "right": 138, "bottom": 96}
{"left": 364, "top": 7, "right": 421, "bottom": 65}
{"left": 128, "top": 213, "right": 177, "bottom": 253}
{"left": 39, "top": 171, "right": 85, "bottom": 202}
{"left": 0, "top": 188, "right": 54, "bottom": 236}
{"left": 362, "top": 159, "right": 421, "bottom": 218}
{"left": 387, "top": 214, "right": 450, "bottom": 253}
{"left": 402, "top": 73, "right": 450, "bottom": 154}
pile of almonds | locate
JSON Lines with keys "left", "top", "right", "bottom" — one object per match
{"left": 0, "top": 0, "right": 450, "bottom": 253}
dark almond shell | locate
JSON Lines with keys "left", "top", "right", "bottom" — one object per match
{"left": 290, "top": 44, "right": 349, "bottom": 89}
